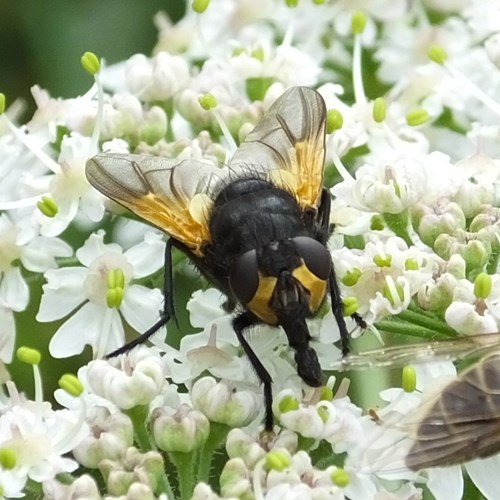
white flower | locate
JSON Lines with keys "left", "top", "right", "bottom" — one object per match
{"left": 444, "top": 276, "right": 500, "bottom": 335}
{"left": 37, "top": 133, "right": 102, "bottom": 236}
{"left": 125, "top": 52, "right": 191, "bottom": 102}
{"left": 81, "top": 351, "right": 166, "bottom": 409}
{"left": 0, "top": 213, "right": 72, "bottom": 362}
{"left": 37, "top": 230, "right": 164, "bottom": 358}
{"left": 191, "top": 376, "right": 261, "bottom": 428}
{"left": 0, "top": 402, "right": 89, "bottom": 490}
{"left": 333, "top": 237, "right": 437, "bottom": 322}
{"left": 331, "top": 154, "right": 428, "bottom": 214}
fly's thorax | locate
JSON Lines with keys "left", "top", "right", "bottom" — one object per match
{"left": 228, "top": 237, "right": 331, "bottom": 324}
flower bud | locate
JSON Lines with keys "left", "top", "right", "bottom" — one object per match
{"left": 265, "top": 449, "right": 291, "bottom": 471}
{"left": 226, "top": 428, "right": 266, "bottom": 468}
{"left": 152, "top": 404, "right": 210, "bottom": 453}
{"left": 413, "top": 200, "right": 466, "bottom": 248}
{"left": 100, "top": 448, "right": 164, "bottom": 496}
{"left": 73, "top": 408, "right": 133, "bottom": 468}
{"left": 402, "top": 366, "right": 417, "bottom": 393}
{"left": 43, "top": 474, "right": 101, "bottom": 500}
{"left": 220, "top": 458, "right": 252, "bottom": 498}
{"left": 434, "top": 232, "right": 490, "bottom": 271}
{"left": 191, "top": 377, "right": 260, "bottom": 427}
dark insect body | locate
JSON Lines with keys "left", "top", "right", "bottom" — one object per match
{"left": 86, "top": 87, "right": 362, "bottom": 431}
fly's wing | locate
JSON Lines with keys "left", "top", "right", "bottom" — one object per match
{"left": 86, "top": 153, "right": 224, "bottom": 256}
{"left": 230, "top": 86, "right": 326, "bottom": 210}
{"left": 333, "top": 333, "right": 500, "bottom": 371}
{"left": 404, "top": 351, "right": 500, "bottom": 469}
{"left": 344, "top": 337, "right": 500, "bottom": 474}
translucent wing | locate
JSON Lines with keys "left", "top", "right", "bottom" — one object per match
{"left": 86, "top": 153, "right": 224, "bottom": 256}
{"left": 404, "top": 351, "right": 500, "bottom": 469}
{"left": 343, "top": 335, "right": 500, "bottom": 473}
{"left": 333, "top": 333, "right": 500, "bottom": 371}
{"left": 230, "top": 86, "right": 327, "bottom": 210}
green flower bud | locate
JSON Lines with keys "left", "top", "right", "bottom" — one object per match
{"left": 351, "top": 11, "right": 367, "bottom": 35}
{"left": 17, "top": 346, "right": 41, "bottom": 365}
{"left": 37, "top": 196, "right": 58, "bottom": 218}
{"left": 0, "top": 93, "right": 5, "bottom": 114}
{"left": 327, "top": 109, "right": 343, "bottom": 133}
{"left": 81, "top": 52, "right": 101, "bottom": 75}
{"left": 428, "top": 44, "right": 448, "bottom": 64}
{"left": 474, "top": 273, "right": 492, "bottom": 299}
{"left": 0, "top": 448, "right": 16, "bottom": 469}
{"left": 265, "top": 449, "right": 291, "bottom": 471}
{"left": 285, "top": 0, "right": 299, "bottom": 7}
{"left": 152, "top": 404, "right": 210, "bottom": 453}
{"left": 402, "top": 366, "right": 417, "bottom": 393}
{"left": 198, "top": 93, "right": 217, "bottom": 110}
{"left": 406, "top": 108, "right": 430, "bottom": 126}
{"left": 372, "top": 97, "right": 387, "bottom": 123}
{"left": 59, "top": 374, "right": 84, "bottom": 396}
{"left": 331, "top": 468, "right": 350, "bottom": 487}
{"left": 192, "top": 0, "right": 210, "bottom": 13}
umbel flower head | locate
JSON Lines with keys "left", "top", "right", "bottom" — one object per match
{"left": 2, "top": 1, "right": 500, "bottom": 499}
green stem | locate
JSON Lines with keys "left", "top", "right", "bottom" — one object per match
{"left": 197, "top": 423, "right": 230, "bottom": 484}
{"left": 157, "top": 470, "right": 176, "bottom": 500}
{"left": 486, "top": 246, "right": 500, "bottom": 275}
{"left": 125, "top": 405, "right": 152, "bottom": 451}
{"left": 398, "top": 306, "right": 458, "bottom": 337}
{"left": 374, "top": 319, "right": 451, "bottom": 341}
{"left": 169, "top": 451, "right": 197, "bottom": 500}
{"left": 382, "top": 211, "right": 413, "bottom": 247}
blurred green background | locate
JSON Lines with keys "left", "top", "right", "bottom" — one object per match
{"left": 2, "top": 0, "right": 186, "bottom": 397}
{"left": 0, "top": 0, "right": 186, "bottom": 120}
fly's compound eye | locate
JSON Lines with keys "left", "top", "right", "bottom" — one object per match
{"left": 229, "top": 249, "right": 259, "bottom": 305}
{"left": 292, "top": 236, "right": 331, "bottom": 280}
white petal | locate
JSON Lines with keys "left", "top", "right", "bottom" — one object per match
{"left": 0, "top": 267, "right": 29, "bottom": 311}
{"left": 49, "top": 303, "right": 124, "bottom": 358}
{"left": 426, "top": 465, "right": 463, "bottom": 500}
{"left": 120, "top": 284, "right": 163, "bottom": 333}
{"left": 37, "top": 268, "right": 87, "bottom": 321}
{"left": 0, "top": 307, "right": 15, "bottom": 363}
{"left": 124, "top": 232, "right": 165, "bottom": 278}
{"left": 22, "top": 237, "right": 73, "bottom": 272}
{"left": 187, "top": 288, "right": 227, "bottom": 327}
{"left": 76, "top": 231, "right": 122, "bottom": 267}
{"left": 39, "top": 198, "right": 79, "bottom": 237}
{"left": 465, "top": 455, "right": 500, "bottom": 500}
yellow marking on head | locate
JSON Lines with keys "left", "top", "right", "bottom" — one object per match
{"left": 246, "top": 275, "right": 279, "bottom": 325}
{"left": 292, "top": 263, "right": 327, "bottom": 313}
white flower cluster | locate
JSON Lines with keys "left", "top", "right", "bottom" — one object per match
{"left": 2, "top": 0, "right": 500, "bottom": 498}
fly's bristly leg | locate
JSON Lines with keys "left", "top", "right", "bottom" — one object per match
{"left": 315, "top": 188, "right": 333, "bottom": 244}
{"left": 105, "top": 238, "right": 176, "bottom": 359}
{"left": 328, "top": 268, "right": 351, "bottom": 356}
{"left": 233, "top": 311, "right": 274, "bottom": 431}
